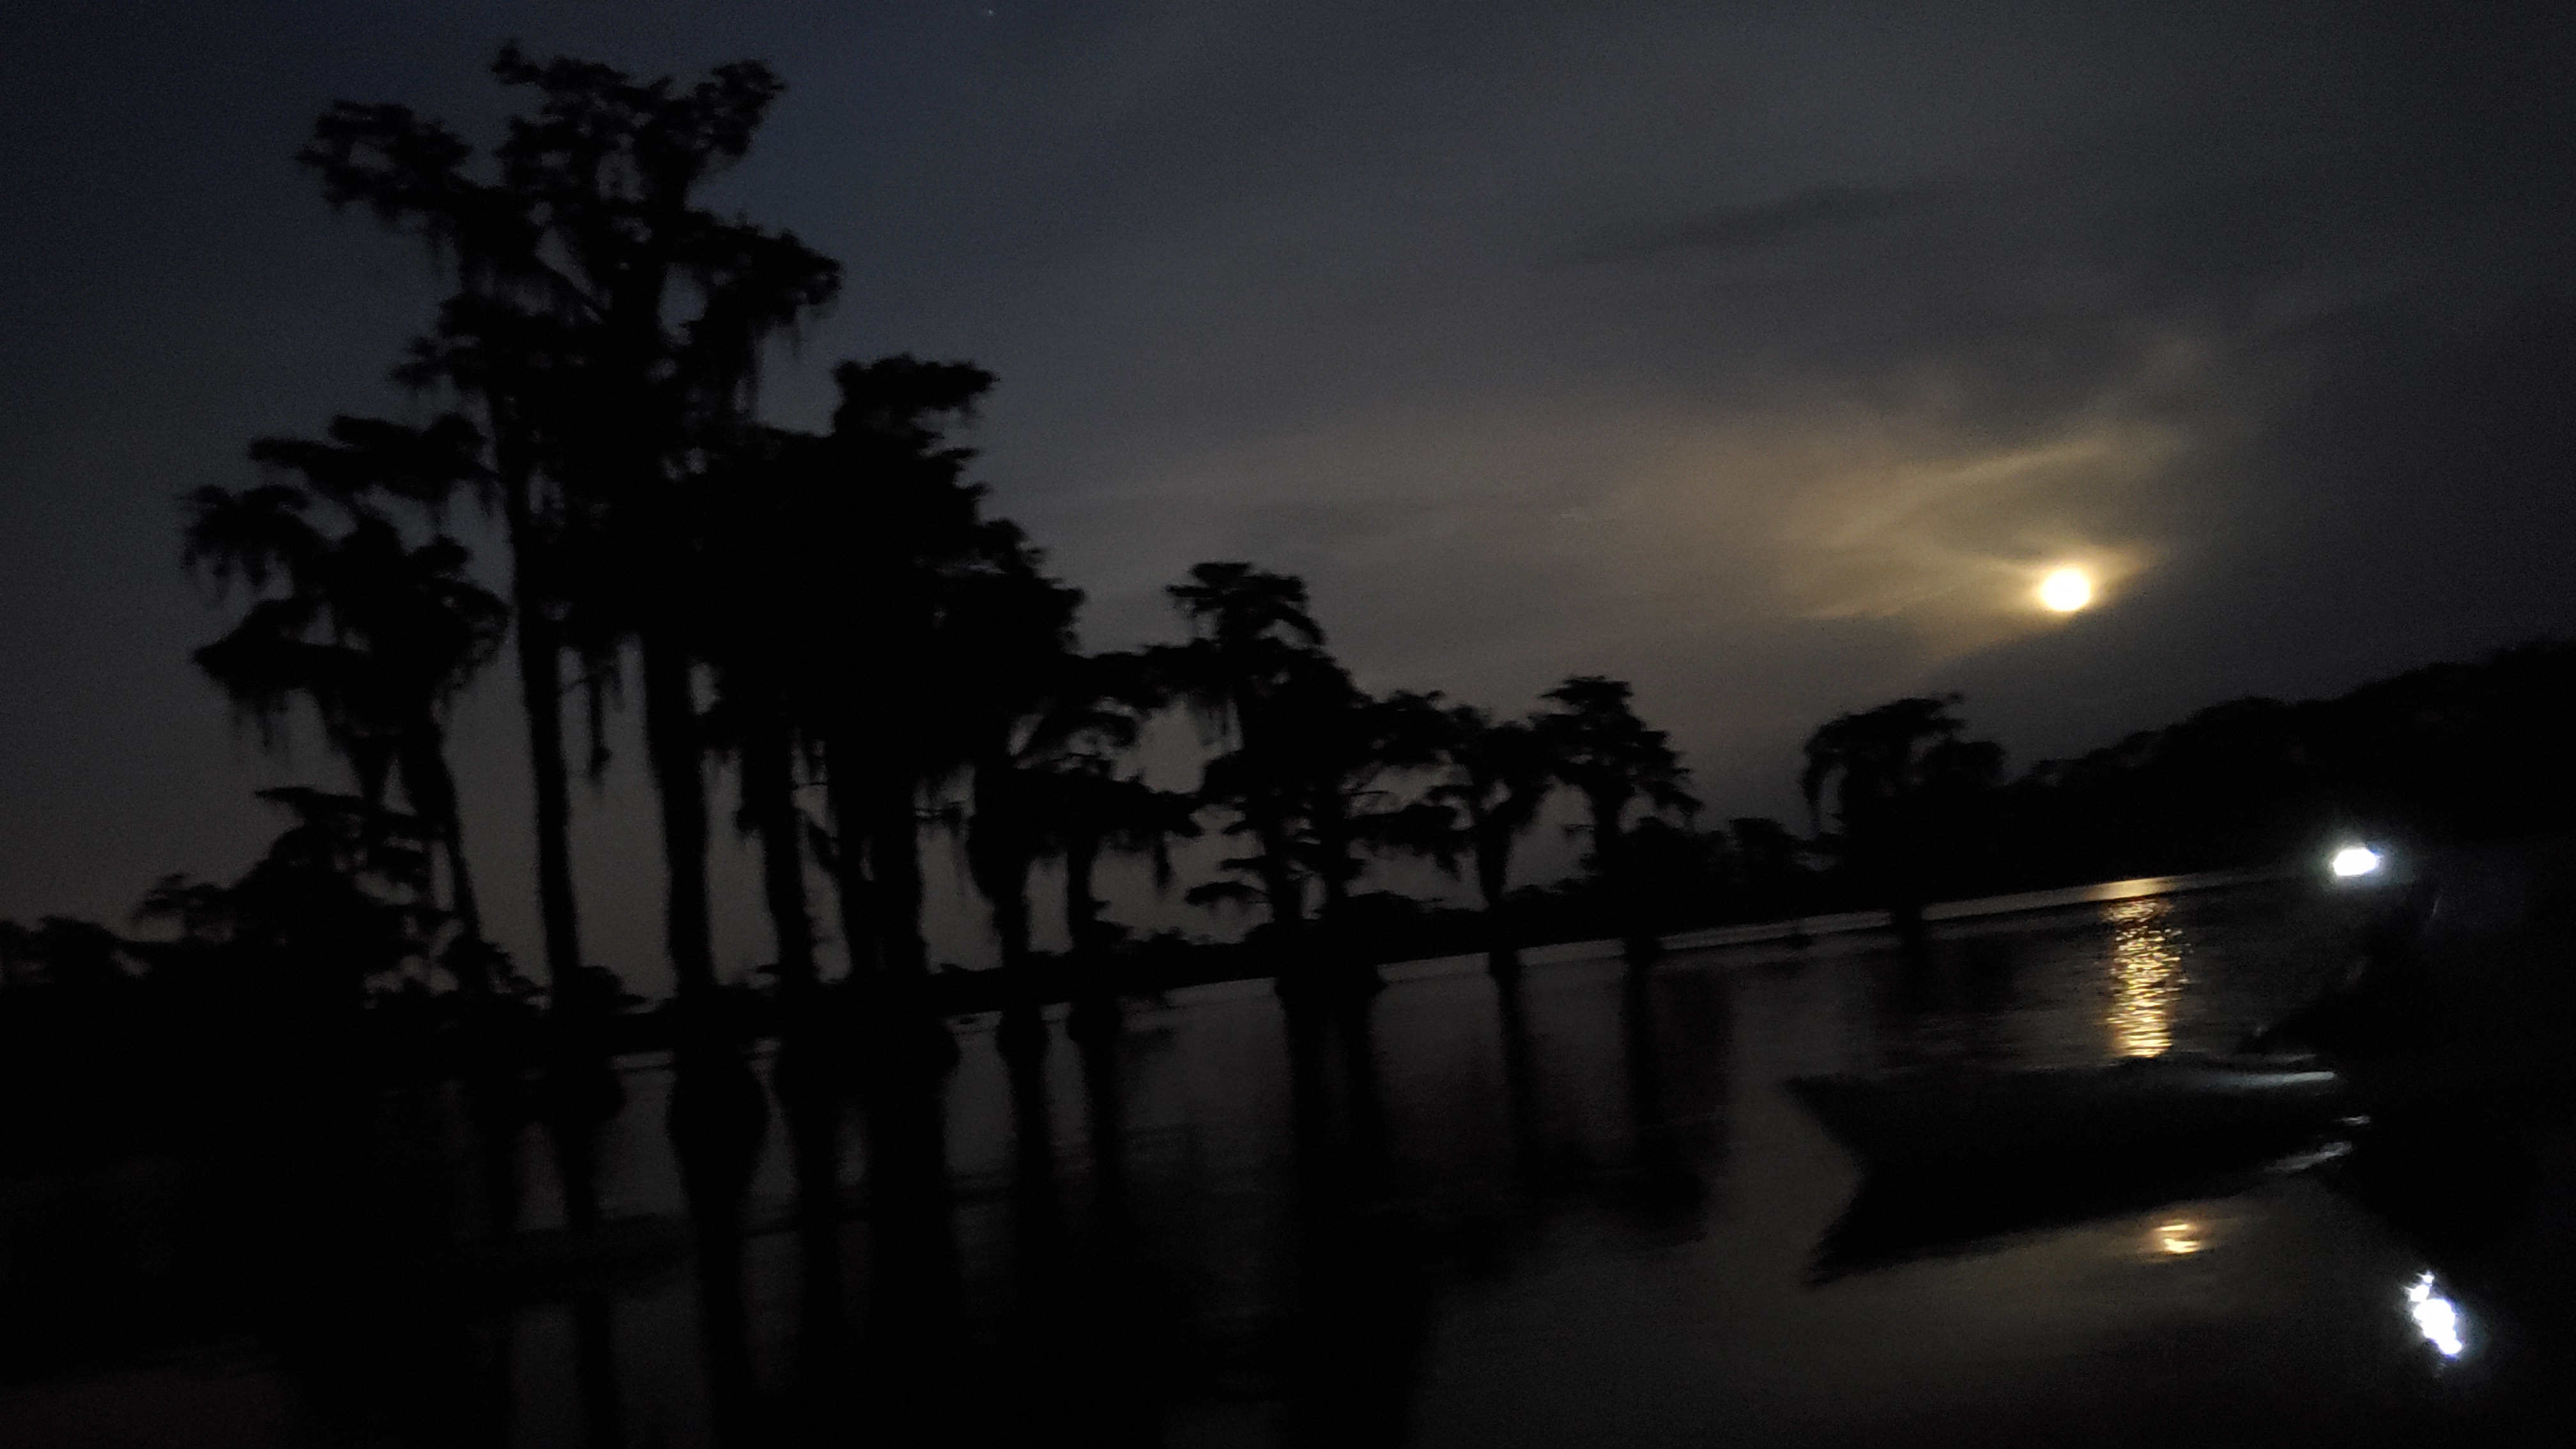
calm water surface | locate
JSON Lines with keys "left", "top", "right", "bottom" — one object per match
{"left": 3, "top": 881, "right": 2566, "bottom": 1446}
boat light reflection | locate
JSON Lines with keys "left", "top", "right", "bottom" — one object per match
{"left": 2153, "top": 1219, "right": 2200, "bottom": 1255}
{"left": 2405, "top": 1272, "right": 2466, "bottom": 1359}
{"left": 2106, "top": 897, "right": 2184, "bottom": 1057}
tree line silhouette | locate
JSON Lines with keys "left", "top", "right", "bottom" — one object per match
{"left": 5, "top": 47, "right": 2575, "bottom": 1133}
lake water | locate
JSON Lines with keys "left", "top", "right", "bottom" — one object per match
{"left": 3, "top": 877, "right": 2568, "bottom": 1446}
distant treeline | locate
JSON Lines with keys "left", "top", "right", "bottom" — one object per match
{"left": 1987, "top": 641, "right": 2576, "bottom": 883}
{"left": 1082, "top": 636, "right": 2576, "bottom": 976}
{"left": 10, "top": 636, "right": 2568, "bottom": 1024}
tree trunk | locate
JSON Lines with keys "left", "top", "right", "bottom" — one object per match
{"left": 1254, "top": 807, "right": 1306, "bottom": 940}
{"left": 441, "top": 806, "right": 482, "bottom": 949}
{"left": 1476, "top": 824, "right": 1519, "bottom": 979}
{"left": 1889, "top": 808, "right": 1931, "bottom": 951}
{"left": 1312, "top": 817, "right": 1381, "bottom": 997}
{"left": 1254, "top": 806, "right": 1315, "bottom": 999}
{"left": 740, "top": 707, "right": 816, "bottom": 996}
{"left": 640, "top": 635, "right": 718, "bottom": 1009}
{"left": 1886, "top": 852, "right": 1930, "bottom": 953}
{"left": 868, "top": 768, "right": 930, "bottom": 982}
{"left": 990, "top": 880, "right": 1032, "bottom": 976}
{"left": 1261, "top": 849, "right": 1305, "bottom": 942}
{"left": 969, "top": 765, "right": 1045, "bottom": 1058}
{"left": 1591, "top": 791, "right": 1657, "bottom": 965}
{"left": 404, "top": 730, "right": 488, "bottom": 994}
{"left": 859, "top": 747, "right": 954, "bottom": 1073}
{"left": 1063, "top": 835, "right": 1119, "bottom": 1041}
{"left": 824, "top": 726, "right": 880, "bottom": 980}
{"left": 1316, "top": 820, "right": 1354, "bottom": 921}
{"left": 990, "top": 866, "right": 1043, "bottom": 1058}
{"left": 1064, "top": 837, "right": 1103, "bottom": 958}
{"left": 505, "top": 491, "right": 586, "bottom": 1008}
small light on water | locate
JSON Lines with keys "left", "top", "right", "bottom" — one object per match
{"left": 2330, "top": 845, "right": 2383, "bottom": 878}
{"left": 2154, "top": 1220, "right": 2200, "bottom": 1255}
{"left": 2405, "top": 1272, "right": 2466, "bottom": 1359}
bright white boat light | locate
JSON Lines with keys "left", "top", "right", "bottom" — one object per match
{"left": 2330, "top": 845, "right": 2383, "bottom": 878}
{"left": 2406, "top": 1272, "right": 2466, "bottom": 1359}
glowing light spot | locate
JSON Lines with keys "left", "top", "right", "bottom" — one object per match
{"left": 2106, "top": 897, "right": 2184, "bottom": 1057}
{"left": 2331, "top": 845, "right": 2384, "bottom": 878}
{"left": 2154, "top": 1220, "right": 2201, "bottom": 1255}
{"left": 2406, "top": 1272, "right": 2466, "bottom": 1359}
{"left": 2037, "top": 567, "right": 2094, "bottom": 613}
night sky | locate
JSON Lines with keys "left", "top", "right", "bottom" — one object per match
{"left": 6, "top": 2, "right": 2572, "bottom": 993}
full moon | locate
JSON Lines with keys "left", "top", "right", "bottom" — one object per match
{"left": 2038, "top": 567, "right": 2094, "bottom": 613}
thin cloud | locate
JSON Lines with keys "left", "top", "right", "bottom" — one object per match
{"left": 1568, "top": 183, "right": 1939, "bottom": 263}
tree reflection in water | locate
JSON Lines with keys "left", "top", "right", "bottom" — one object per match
{"left": 1278, "top": 997, "right": 1434, "bottom": 1447}
{"left": 17, "top": 889, "right": 2569, "bottom": 1446}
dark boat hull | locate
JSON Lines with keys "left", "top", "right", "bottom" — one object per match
{"left": 1788, "top": 1055, "right": 2352, "bottom": 1183}
{"left": 1791, "top": 1055, "right": 2357, "bottom": 1278}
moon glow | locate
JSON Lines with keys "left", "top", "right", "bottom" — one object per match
{"left": 2038, "top": 567, "right": 2094, "bottom": 613}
